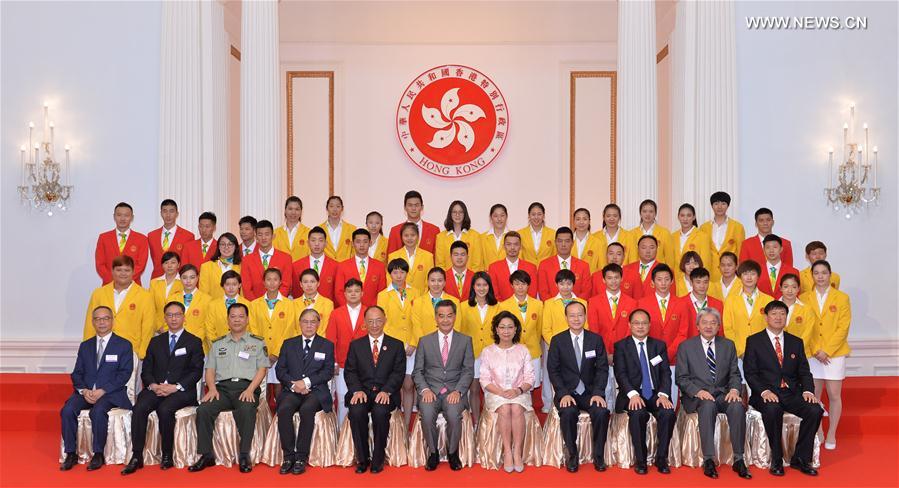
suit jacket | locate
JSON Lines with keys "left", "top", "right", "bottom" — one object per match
{"left": 587, "top": 291, "right": 638, "bottom": 348}
{"left": 147, "top": 225, "right": 195, "bottom": 278}
{"left": 547, "top": 330, "right": 609, "bottom": 402}
{"left": 487, "top": 258, "right": 538, "bottom": 302}
{"left": 333, "top": 256, "right": 387, "bottom": 307}
{"left": 343, "top": 334, "right": 406, "bottom": 407}
{"left": 744, "top": 330, "right": 814, "bottom": 404}
{"left": 71, "top": 333, "right": 134, "bottom": 408}
{"left": 739, "top": 235, "right": 794, "bottom": 269}
{"left": 621, "top": 260, "right": 678, "bottom": 301}
{"left": 443, "top": 268, "right": 474, "bottom": 301}
{"left": 94, "top": 229, "right": 149, "bottom": 285}
{"left": 241, "top": 249, "right": 293, "bottom": 300}
{"left": 182, "top": 238, "right": 218, "bottom": 270}
{"left": 675, "top": 335, "right": 742, "bottom": 413}
{"left": 276, "top": 334, "right": 336, "bottom": 412}
{"left": 387, "top": 220, "right": 440, "bottom": 255}
{"left": 326, "top": 305, "right": 369, "bottom": 367}
{"left": 537, "top": 255, "right": 593, "bottom": 300}
{"left": 412, "top": 331, "right": 475, "bottom": 399}
{"left": 291, "top": 254, "right": 338, "bottom": 300}
{"left": 637, "top": 294, "right": 689, "bottom": 365}
{"left": 757, "top": 263, "right": 800, "bottom": 299}
{"left": 679, "top": 295, "right": 725, "bottom": 338}
{"left": 613, "top": 336, "right": 671, "bottom": 410}
{"left": 140, "top": 330, "right": 204, "bottom": 395}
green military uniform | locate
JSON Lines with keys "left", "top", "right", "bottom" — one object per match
{"left": 196, "top": 332, "right": 269, "bottom": 457}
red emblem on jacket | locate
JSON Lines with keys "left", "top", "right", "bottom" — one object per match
{"left": 279, "top": 311, "right": 285, "bottom": 319}
{"left": 129, "top": 303, "right": 136, "bottom": 311}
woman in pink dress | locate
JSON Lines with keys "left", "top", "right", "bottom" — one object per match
{"left": 479, "top": 310, "right": 536, "bottom": 473}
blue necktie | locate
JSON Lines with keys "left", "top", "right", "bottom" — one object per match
{"left": 638, "top": 341, "right": 653, "bottom": 399}
{"left": 706, "top": 340, "right": 717, "bottom": 382}
{"left": 265, "top": 297, "right": 279, "bottom": 310}
{"left": 169, "top": 334, "right": 177, "bottom": 354}
{"left": 184, "top": 293, "right": 193, "bottom": 308}
{"left": 304, "top": 339, "right": 311, "bottom": 357}
{"left": 225, "top": 297, "right": 237, "bottom": 308}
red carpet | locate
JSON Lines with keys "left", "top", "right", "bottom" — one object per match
{"left": 1, "top": 374, "right": 897, "bottom": 487}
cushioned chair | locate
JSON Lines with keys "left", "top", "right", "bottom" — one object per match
{"left": 408, "top": 410, "right": 476, "bottom": 468}
{"left": 58, "top": 352, "right": 140, "bottom": 465}
{"left": 604, "top": 411, "right": 682, "bottom": 468}
{"left": 476, "top": 408, "right": 543, "bottom": 469}
{"left": 675, "top": 409, "right": 739, "bottom": 467}
{"left": 259, "top": 410, "right": 339, "bottom": 467}
{"left": 541, "top": 407, "right": 600, "bottom": 467}
{"left": 744, "top": 407, "right": 821, "bottom": 468}
{"left": 334, "top": 409, "right": 408, "bottom": 467}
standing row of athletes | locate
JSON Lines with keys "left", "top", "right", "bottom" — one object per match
{"left": 86, "top": 189, "right": 851, "bottom": 451}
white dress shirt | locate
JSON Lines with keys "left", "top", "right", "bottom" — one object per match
{"left": 327, "top": 222, "right": 343, "bottom": 248}
{"left": 506, "top": 258, "right": 519, "bottom": 273}
{"left": 367, "top": 237, "right": 380, "bottom": 259}
{"left": 348, "top": 304, "right": 362, "bottom": 330}
{"left": 743, "top": 289, "right": 759, "bottom": 316}
{"left": 530, "top": 226, "right": 542, "bottom": 252}
{"left": 160, "top": 225, "right": 177, "bottom": 247}
{"left": 679, "top": 227, "right": 694, "bottom": 249}
{"left": 574, "top": 232, "right": 588, "bottom": 258}
{"left": 815, "top": 288, "right": 829, "bottom": 314}
{"left": 711, "top": 218, "right": 728, "bottom": 249}
{"left": 113, "top": 283, "right": 132, "bottom": 312}
{"left": 557, "top": 255, "right": 572, "bottom": 270}
{"left": 284, "top": 224, "right": 299, "bottom": 246}
{"left": 626, "top": 336, "right": 663, "bottom": 398}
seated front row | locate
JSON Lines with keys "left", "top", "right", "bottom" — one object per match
{"left": 62, "top": 298, "right": 823, "bottom": 478}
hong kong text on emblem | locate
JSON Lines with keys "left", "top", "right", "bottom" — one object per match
{"left": 396, "top": 65, "right": 509, "bottom": 178}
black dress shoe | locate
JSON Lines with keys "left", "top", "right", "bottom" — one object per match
{"left": 565, "top": 455, "right": 579, "bottom": 473}
{"left": 448, "top": 451, "right": 462, "bottom": 471}
{"left": 121, "top": 457, "right": 143, "bottom": 475}
{"left": 188, "top": 454, "right": 215, "bottom": 472}
{"left": 60, "top": 453, "right": 78, "bottom": 471}
{"left": 789, "top": 458, "right": 818, "bottom": 476}
{"left": 87, "top": 454, "right": 105, "bottom": 471}
{"left": 238, "top": 455, "right": 252, "bottom": 473}
{"left": 769, "top": 461, "right": 785, "bottom": 476}
{"left": 355, "top": 460, "right": 369, "bottom": 474}
{"left": 425, "top": 451, "right": 439, "bottom": 471}
{"left": 634, "top": 462, "right": 648, "bottom": 475}
{"left": 370, "top": 462, "right": 384, "bottom": 474}
{"left": 593, "top": 459, "right": 607, "bottom": 472}
{"left": 279, "top": 459, "right": 294, "bottom": 474}
{"left": 732, "top": 460, "right": 752, "bottom": 479}
{"left": 656, "top": 460, "right": 671, "bottom": 474}
{"left": 160, "top": 454, "right": 174, "bottom": 470}
{"left": 702, "top": 459, "right": 718, "bottom": 479}
{"left": 292, "top": 460, "right": 307, "bottom": 475}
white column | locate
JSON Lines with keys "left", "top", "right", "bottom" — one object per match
{"left": 670, "top": 0, "right": 738, "bottom": 222}
{"left": 201, "top": 0, "right": 230, "bottom": 227}
{"left": 159, "top": 1, "right": 203, "bottom": 228}
{"left": 617, "top": 0, "right": 659, "bottom": 228}
{"left": 240, "top": 0, "right": 281, "bottom": 221}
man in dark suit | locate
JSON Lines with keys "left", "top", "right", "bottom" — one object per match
{"left": 122, "top": 301, "right": 204, "bottom": 474}
{"left": 676, "top": 308, "right": 751, "bottom": 479}
{"left": 744, "top": 300, "right": 823, "bottom": 476}
{"left": 412, "top": 300, "right": 475, "bottom": 471}
{"left": 344, "top": 306, "right": 406, "bottom": 474}
{"left": 546, "top": 301, "right": 610, "bottom": 473}
{"left": 613, "top": 308, "right": 676, "bottom": 475}
{"left": 60, "top": 306, "right": 134, "bottom": 471}
{"left": 275, "top": 309, "right": 335, "bottom": 475}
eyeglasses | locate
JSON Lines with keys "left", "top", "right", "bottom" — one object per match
{"left": 165, "top": 312, "right": 185, "bottom": 318}
{"left": 299, "top": 319, "right": 320, "bottom": 326}
{"left": 92, "top": 316, "right": 113, "bottom": 323}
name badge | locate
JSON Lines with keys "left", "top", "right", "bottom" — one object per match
{"left": 585, "top": 350, "right": 597, "bottom": 359}
{"left": 314, "top": 352, "right": 326, "bottom": 361}
{"left": 105, "top": 354, "right": 118, "bottom": 362}
{"left": 238, "top": 351, "right": 250, "bottom": 360}
{"left": 649, "top": 355, "right": 663, "bottom": 366}
{"left": 174, "top": 347, "right": 187, "bottom": 357}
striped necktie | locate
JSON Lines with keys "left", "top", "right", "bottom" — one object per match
{"left": 118, "top": 233, "right": 127, "bottom": 252}
{"left": 640, "top": 263, "right": 650, "bottom": 281}
{"left": 162, "top": 231, "right": 171, "bottom": 251}
{"left": 706, "top": 340, "right": 717, "bottom": 381}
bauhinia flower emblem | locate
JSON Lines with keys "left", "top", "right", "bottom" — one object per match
{"left": 422, "top": 88, "right": 486, "bottom": 152}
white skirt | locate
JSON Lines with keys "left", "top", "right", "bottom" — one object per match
{"left": 405, "top": 350, "right": 416, "bottom": 375}
{"left": 809, "top": 355, "right": 846, "bottom": 380}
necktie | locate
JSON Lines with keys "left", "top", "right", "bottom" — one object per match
{"left": 660, "top": 298, "right": 668, "bottom": 317}
{"left": 162, "top": 231, "right": 171, "bottom": 251}
{"left": 372, "top": 339, "right": 380, "bottom": 366}
{"left": 358, "top": 259, "right": 367, "bottom": 281}
{"left": 223, "top": 256, "right": 233, "bottom": 265}
{"left": 706, "top": 340, "right": 717, "bottom": 381}
{"left": 562, "top": 298, "right": 573, "bottom": 306}
{"left": 395, "top": 286, "right": 406, "bottom": 302}
{"left": 202, "top": 242, "right": 209, "bottom": 256}
{"left": 303, "top": 297, "right": 314, "bottom": 307}
{"left": 769, "top": 266, "right": 778, "bottom": 285}
{"left": 431, "top": 296, "right": 440, "bottom": 309}
{"left": 561, "top": 260, "right": 569, "bottom": 270}
{"left": 695, "top": 299, "right": 707, "bottom": 312}
{"left": 610, "top": 295, "right": 619, "bottom": 317}
{"left": 225, "top": 297, "right": 237, "bottom": 307}
{"left": 441, "top": 335, "right": 450, "bottom": 367}
{"left": 638, "top": 341, "right": 653, "bottom": 399}
{"left": 265, "top": 297, "right": 279, "bottom": 310}
{"left": 775, "top": 336, "right": 787, "bottom": 387}
{"left": 303, "top": 338, "right": 311, "bottom": 356}
{"left": 574, "top": 335, "right": 585, "bottom": 394}
{"left": 745, "top": 293, "right": 755, "bottom": 307}
{"left": 169, "top": 334, "right": 177, "bottom": 354}
{"left": 244, "top": 247, "right": 251, "bottom": 255}
{"left": 184, "top": 293, "right": 193, "bottom": 308}
{"left": 518, "top": 301, "right": 528, "bottom": 314}
{"left": 313, "top": 259, "right": 320, "bottom": 273}
{"left": 455, "top": 272, "right": 465, "bottom": 290}
{"left": 262, "top": 254, "right": 271, "bottom": 269}
{"left": 118, "top": 232, "right": 127, "bottom": 252}
{"left": 640, "top": 263, "right": 649, "bottom": 280}
{"left": 96, "top": 338, "right": 105, "bottom": 369}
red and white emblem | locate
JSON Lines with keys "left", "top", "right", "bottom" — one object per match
{"left": 396, "top": 65, "right": 509, "bottom": 178}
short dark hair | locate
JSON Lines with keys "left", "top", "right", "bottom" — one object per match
{"left": 404, "top": 190, "right": 423, "bottom": 205}
{"left": 651, "top": 263, "right": 673, "bottom": 281}
{"left": 299, "top": 268, "right": 320, "bottom": 282}
{"left": 343, "top": 278, "right": 363, "bottom": 289}
{"left": 811, "top": 259, "right": 832, "bottom": 274}
{"left": 689, "top": 267, "right": 711, "bottom": 281}
{"left": 428, "top": 267, "right": 446, "bottom": 279}
{"left": 709, "top": 191, "right": 731, "bottom": 206}
{"left": 629, "top": 308, "right": 651, "bottom": 323}
{"left": 256, "top": 219, "right": 274, "bottom": 231}
{"left": 780, "top": 273, "right": 800, "bottom": 287}
{"left": 763, "top": 234, "right": 783, "bottom": 247}
{"left": 160, "top": 199, "right": 178, "bottom": 210}
{"left": 238, "top": 215, "right": 258, "bottom": 229}
{"left": 764, "top": 300, "right": 788, "bottom": 315}
{"left": 754, "top": 207, "right": 773, "bottom": 220}
{"left": 114, "top": 202, "right": 133, "bottom": 212}
{"left": 503, "top": 231, "right": 522, "bottom": 244}
{"left": 564, "top": 300, "right": 586, "bottom": 315}
{"left": 719, "top": 251, "right": 738, "bottom": 265}
{"left": 161, "top": 251, "right": 181, "bottom": 266}
{"left": 677, "top": 203, "right": 698, "bottom": 227}
{"left": 352, "top": 228, "right": 371, "bottom": 240}
{"left": 450, "top": 240, "right": 469, "bottom": 254}
{"left": 92, "top": 305, "right": 113, "bottom": 317}
{"left": 607, "top": 242, "right": 625, "bottom": 253}
{"left": 400, "top": 222, "right": 419, "bottom": 236}
{"left": 434, "top": 299, "right": 457, "bottom": 315}
{"left": 805, "top": 240, "right": 827, "bottom": 255}
{"left": 491, "top": 310, "right": 522, "bottom": 344}
{"left": 387, "top": 258, "right": 409, "bottom": 273}
{"left": 602, "top": 263, "right": 623, "bottom": 278}
{"left": 509, "top": 269, "right": 531, "bottom": 285}
{"left": 308, "top": 226, "right": 327, "bottom": 239}
{"left": 679, "top": 251, "right": 703, "bottom": 272}
{"left": 637, "top": 234, "right": 658, "bottom": 247}
{"left": 444, "top": 200, "right": 471, "bottom": 231}
{"left": 164, "top": 301, "right": 186, "bottom": 313}
{"left": 285, "top": 196, "right": 303, "bottom": 209}
{"left": 527, "top": 202, "right": 545, "bottom": 214}
{"left": 467, "top": 271, "right": 497, "bottom": 306}
{"left": 112, "top": 255, "right": 134, "bottom": 269}
{"left": 555, "top": 226, "right": 573, "bottom": 240}
{"left": 179, "top": 264, "right": 199, "bottom": 276}
{"left": 228, "top": 302, "right": 249, "bottom": 316}
{"left": 736, "top": 260, "right": 762, "bottom": 276}
{"left": 198, "top": 211, "right": 217, "bottom": 224}
{"left": 365, "top": 305, "right": 386, "bottom": 318}
{"left": 263, "top": 268, "right": 282, "bottom": 280}
{"left": 555, "top": 268, "right": 576, "bottom": 284}
{"left": 220, "top": 269, "right": 241, "bottom": 287}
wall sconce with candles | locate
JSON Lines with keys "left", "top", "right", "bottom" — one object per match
{"left": 824, "top": 103, "right": 879, "bottom": 219}
{"left": 17, "top": 102, "right": 73, "bottom": 217}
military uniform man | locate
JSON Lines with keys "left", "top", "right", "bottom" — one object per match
{"left": 189, "top": 303, "right": 268, "bottom": 473}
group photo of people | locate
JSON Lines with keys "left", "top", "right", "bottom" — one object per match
{"left": 63, "top": 190, "right": 852, "bottom": 480}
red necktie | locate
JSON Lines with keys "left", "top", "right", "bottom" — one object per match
{"left": 775, "top": 336, "right": 787, "bottom": 388}
{"left": 372, "top": 339, "right": 379, "bottom": 366}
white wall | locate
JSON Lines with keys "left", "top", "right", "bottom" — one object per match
{"left": 280, "top": 42, "right": 616, "bottom": 231}
{"left": 735, "top": 0, "right": 898, "bottom": 341}
{"left": 1, "top": 1, "right": 161, "bottom": 342}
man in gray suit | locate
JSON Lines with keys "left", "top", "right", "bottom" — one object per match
{"left": 675, "top": 308, "right": 752, "bottom": 480}
{"left": 412, "top": 299, "right": 475, "bottom": 472}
